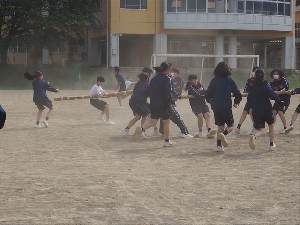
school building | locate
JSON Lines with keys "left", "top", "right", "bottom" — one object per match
{"left": 7, "top": 0, "right": 297, "bottom": 70}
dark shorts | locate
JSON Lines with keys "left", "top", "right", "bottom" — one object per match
{"left": 119, "top": 84, "right": 126, "bottom": 92}
{"left": 295, "top": 104, "right": 300, "bottom": 114}
{"left": 252, "top": 110, "right": 274, "bottom": 129}
{"left": 34, "top": 98, "right": 53, "bottom": 110}
{"left": 129, "top": 98, "right": 150, "bottom": 117}
{"left": 150, "top": 105, "right": 171, "bottom": 120}
{"left": 243, "top": 101, "right": 251, "bottom": 113}
{"left": 213, "top": 109, "right": 234, "bottom": 127}
{"left": 0, "top": 104, "right": 6, "bottom": 129}
{"left": 191, "top": 104, "right": 209, "bottom": 116}
{"left": 272, "top": 99, "right": 290, "bottom": 114}
{"left": 90, "top": 98, "right": 107, "bottom": 111}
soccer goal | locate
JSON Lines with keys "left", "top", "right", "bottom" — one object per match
{"left": 150, "top": 54, "right": 260, "bottom": 83}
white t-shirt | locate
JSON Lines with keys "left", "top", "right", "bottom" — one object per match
{"left": 90, "top": 84, "right": 105, "bottom": 97}
{"left": 125, "top": 80, "right": 132, "bottom": 90}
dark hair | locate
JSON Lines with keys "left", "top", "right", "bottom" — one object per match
{"left": 113, "top": 66, "right": 120, "bottom": 72}
{"left": 252, "top": 66, "right": 260, "bottom": 72}
{"left": 35, "top": 71, "right": 43, "bottom": 78}
{"left": 142, "top": 67, "right": 150, "bottom": 73}
{"left": 171, "top": 68, "right": 179, "bottom": 74}
{"left": 153, "top": 61, "right": 172, "bottom": 73}
{"left": 270, "top": 68, "right": 284, "bottom": 78}
{"left": 213, "top": 61, "right": 232, "bottom": 77}
{"left": 254, "top": 69, "right": 266, "bottom": 85}
{"left": 185, "top": 74, "right": 198, "bottom": 91}
{"left": 97, "top": 76, "right": 105, "bottom": 83}
{"left": 138, "top": 73, "right": 148, "bottom": 82}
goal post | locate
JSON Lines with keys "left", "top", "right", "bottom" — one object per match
{"left": 150, "top": 54, "right": 260, "bottom": 83}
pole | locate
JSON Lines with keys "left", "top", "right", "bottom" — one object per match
{"left": 106, "top": 0, "right": 109, "bottom": 69}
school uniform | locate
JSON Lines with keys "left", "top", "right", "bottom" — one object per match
{"left": 89, "top": 84, "right": 107, "bottom": 111}
{"left": 129, "top": 81, "right": 150, "bottom": 117}
{"left": 115, "top": 73, "right": 126, "bottom": 92}
{"left": 243, "top": 77, "right": 255, "bottom": 113}
{"left": 247, "top": 82, "right": 284, "bottom": 129}
{"left": 188, "top": 82, "right": 210, "bottom": 116}
{"left": 269, "top": 77, "right": 290, "bottom": 113}
{"left": 291, "top": 88, "right": 300, "bottom": 113}
{"left": 32, "top": 79, "right": 58, "bottom": 110}
{"left": 205, "top": 76, "right": 242, "bottom": 127}
{"left": 0, "top": 104, "right": 6, "bottom": 129}
{"left": 172, "top": 76, "right": 185, "bottom": 100}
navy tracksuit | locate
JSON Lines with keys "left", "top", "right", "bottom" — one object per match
{"left": 0, "top": 104, "right": 6, "bottom": 129}
{"left": 269, "top": 77, "right": 290, "bottom": 112}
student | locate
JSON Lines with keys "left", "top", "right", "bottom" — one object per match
{"left": 0, "top": 104, "right": 6, "bottom": 129}
{"left": 122, "top": 70, "right": 151, "bottom": 135}
{"left": 113, "top": 66, "right": 126, "bottom": 108}
{"left": 205, "top": 62, "right": 242, "bottom": 152}
{"left": 24, "top": 71, "right": 59, "bottom": 128}
{"left": 158, "top": 68, "right": 193, "bottom": 138}
{"left": 247, "top": 69, "right": 285, "bottom": 150}
{"left": 269, "top": 69, "right": 290, "bottom": 133}
{"left": 284, "top": 87, "right": 300, "bottom": 134}
{"left": 132, "top": 61, "right": 176, "bottom": 147}
{"left": 234, "top": 66, "right": 259, "bottom": 135}
{"left": 90, "top": 76, "right": 115, "bottom": 125}
{"left": 182, "top": 66, "right": 189, "bottom": 84}
{"left": 185, "top": 74, "right": 216, "bottom": 138}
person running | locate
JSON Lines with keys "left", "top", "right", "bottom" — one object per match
{"left": 284, "top": 87, "right": 300, "bottom": 134}
{"left": 132, "top": 61, "right": 176, "bottom": 147}
{"left": 0, "top": 103, "right": 6, "bottom": 129}
{"left": 113, "top": 66, "right": 126, "bottom": 109}
{"left": 185, "top": 74, "right": 216, "bottom": 138}
{"left": 24, "top": 71, "right": 59, "bottom": 128}
{"left": 247, "top": 69, "right": 285, "bottom": 150}
{"left": 269, "top": 69, "right": 290, "bottom": 134}
{"left": 205, "top": 62, "right": 242, "bottom": 152}
{"left": 233, "top": 66, "right": 259, "bottom": 135}
{"left": 89, "top": 76, "right": 115, "bottom": 125}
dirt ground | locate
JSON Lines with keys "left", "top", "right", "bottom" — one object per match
{"left": 0, "top": 90, "right": 299, "bottom": 225}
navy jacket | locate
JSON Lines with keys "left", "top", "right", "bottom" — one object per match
{"left": 32, "top": 79, "right": 58, "bottom": 102}
{"left": 149, "top": 73, "right": 175, "bottom": 108}
{"left": 291, "top": 87, "right": 300, "bottom": 95}
{"left": 269, "top": 77, "right": 290, "bottom": 103}
{"left": 131, "top": 81, "right": 149, "bottom": 103}
{"left": 243, "top": 77, "right": 256, "bottom": 93}
{"left": 247, "top": 82, "right": 283, "bottom": 113}
{"left": 172, "top": 76, "right": 184, "bottom": 98}
{"left": 188, "top": 82, "right": 206, "bottom": 106}
{"left": 115, "top": 73, "right": 126, "bottom": 90}
{"left": 205, "top": 76, "right": 242, "bottom": 111}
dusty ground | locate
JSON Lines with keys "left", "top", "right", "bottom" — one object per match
{"left": 0, "top": 90, "right": 299, "bottom": 225}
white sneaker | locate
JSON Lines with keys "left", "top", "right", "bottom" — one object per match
{"left": 122, "top": 128, "right": 132, "bottom": 136}
{"left": 163, "top": 141, "right": 176, "bottom": 147}
{"left": 141, "top": 131, "right": 147, "bottom": 139}
{"left": 100, "top": 115, "right": 106, "bottom": 122}
{"left": 249, "top": 135, "right": 256, "bottom": 150}
{"left": 132, "top": 127, "right": 142, "bottom": 141}
{"left": 280, "top": 128, "right": 286, "bottom": 134}
{"left": 216, "top": 146, "right": 224, "bottom": 152}
{"left": 217, "top": 133, "right": 228, "bottom": 147}
{"left": 35, "top": 124, "right": 41, "bottom": 128}
{"left": 250, "top": 127, "right": 256, "bottom": 135}
{"left": 43, "top": 120, "right": 49, "bottom": 128}
{"left": 194, "top": 131, "right": 202, "bottom": 138}
{"left": 182, "top": 133, "right": 194, "bottom": 138}
{"left": 152, "top": 130, "right": 162, "bottom": 137}
{"left": 106, "top": 119, "right": 115, "bottom": 125}
{"left": 207, "top": 129, "right": 217, "bottom": 138}
{"left": 284, "top": 125, "right": 294, "bottom": 134}
{"left": 233, "top": 128, "right": 240, "bottom": 135}
{"left": 116, "top": 106, "right": 124, "bottom": 109}
{"left": 269, "top": 143, "right": 276, "bottom": 151}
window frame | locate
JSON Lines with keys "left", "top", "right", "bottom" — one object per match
{"left": 120, "top": 0, "right": 147, "bottom": 10}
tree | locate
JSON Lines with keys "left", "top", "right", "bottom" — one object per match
{"left": 0, "top": 0, "right": 101, "bottom": 66}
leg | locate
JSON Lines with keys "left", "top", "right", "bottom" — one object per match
{"left": 170, "top": 106, "right": 189, "bottom": 135}
{"left": 237, "top": 110, "right": 248, "bottom": 128}
{"left": 278, "top": 110, "right": 287, "bottom": 128}
{"left": 162, "top": 119, "right": 171, "bottom": 140}
{"left": 126, "top": 114, "right": 141, "bottom": 129}
{"left": 204, "top": 112, "right": 217, "bottom": 138}
{"left": 290, "top": 111, "right": 299, "bottom": 126}
{"left": 117, "top": 95, "right": 122, "bottom": 107}
{"left": 272, "top": 110, "right": 277, "bottom": 124}
{"left": 37, "top": 110, "right": 43, "bottom": 125}
{"left": 102, "top": 104, "right": 110, "bottom": 120}
{"left": 197, "top": 113, "right": 204, "bottom": 132}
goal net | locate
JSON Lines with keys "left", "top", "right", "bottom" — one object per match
{"left": 150, "top": 54, "right": 260, "bottom": 83}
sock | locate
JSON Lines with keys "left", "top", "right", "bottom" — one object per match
{"left": 207, "top": 128, "right": 211, "bottom": 132}
{"left": 141, "top": 127, "right": 145, "bottom": 132}
{"left": 165, "top": 139, "right": 169, "bottom": 142}
{"left": 199, "top": 130, "right": 202, "bottom": 132}
{"left": 223, "top": 130, "right": 229, "bottom": 135}
{"left": 45, "top": 117, "right": 49, "bottom": 121}
{"left": 217, "top": 140, "right": 222, "bottom": 146}
{"left": 36, "top": 121, "right": 39, "bottom": 125}
{"left": 290, "top": 124, "right": 293, "bottom": 126}
{"left": 270, "top": 142, "right": 274, "bottom": 146}
{"left": 284, "top": 126, "right": 287, "bottom": 129}
{"left": 125, "top": 127, "right": 130, "bottom": 130}
{"left": 237, "top": 124, "right": 241, "bottom": 129}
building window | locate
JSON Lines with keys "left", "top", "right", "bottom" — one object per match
{"left": 120, "top": 0, "right": 147, "bottom": 10}
{"left": 296, "top": 23, "right": 300, "bottom": 40}
{"left": 297, "top": 0, "right": 300, "bottom": 7}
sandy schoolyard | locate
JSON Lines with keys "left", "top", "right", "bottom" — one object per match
{"left": 0, "top": 90, "right": 299, "bottom": 225}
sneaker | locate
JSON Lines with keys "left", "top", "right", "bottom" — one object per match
{"left": 249, "top": 135, "right": 256, "bottom": 150}
{"left": 217, "top": 133, "right": 228, "bottom": 147}
{"left": 284, "top": 125, "right": 294, "bottom": 134}
{"left": 233, "top": 128, "right": 240, "bottom": 135}
{"left": 122, "top": 128, "right": 132, "bottom": 136}
{"left": 116, "top": 106, "right": 124, "bottom": 109}
{"left": 100, "top": 115, "right": 106, "bottom": 122}
{"left": 141, "top": 131, "right": 147, "bottom": 139}
{"left": 250, "top": 128, "right": 256, "bottom": 135}
{"left": 269, "top": 143, "right": 276, "bottom": 151}
{"left": 132, "top": 127, "right": 142, "bottom": 141}
{"left": 43, "top": 120, "right": 49, "bottom": 128}
{"left": 194, "top": 131, "right": 202, "bottom": 138}
{"left": 106, "top": 119, "right": 115, "bottom": 125}
{"left": 216, "top": 146, "right": 224, "bottom": 152}
{"left": 163, "top": 141, "right": 176, "bottom": 147}
{"left": 280, "top": 128, "right": 286, "bottom": 134}
{"left": 182, "top": 133, "right": 194, "bottom": 138}
{"left": 206, "top": 129, "right": 217, "bottom": 138}
{"left": 35, "top": 124, "right": 41, "bottom": 128}
{"left": 152, "top": 130, "right": 162, "bottom": 137}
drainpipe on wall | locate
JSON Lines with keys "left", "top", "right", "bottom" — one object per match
{"left": 106, "top": 0, "right": 109, "bottom": 69}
